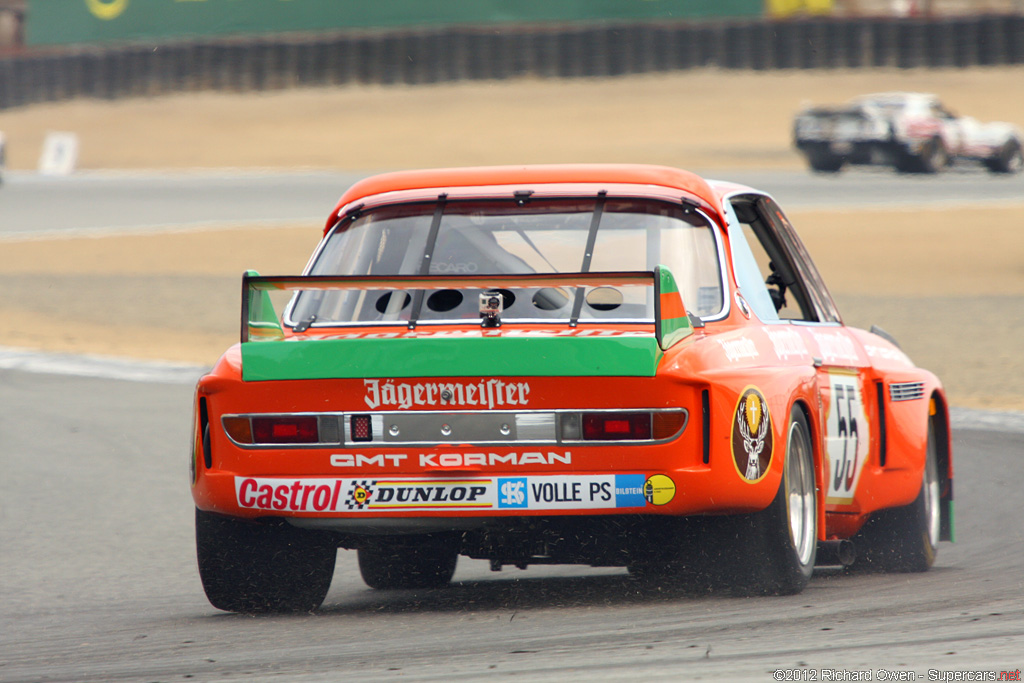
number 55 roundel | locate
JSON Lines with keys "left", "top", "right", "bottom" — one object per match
{"left": 824, "top": 371, "right": 871, "bottom": 505}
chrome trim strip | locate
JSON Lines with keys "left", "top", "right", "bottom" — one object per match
{"left": 223, "top": 408, "right": 687, "bottom": 449}
{"left": 514, "top": 412, "right": 558, "bottom": 441}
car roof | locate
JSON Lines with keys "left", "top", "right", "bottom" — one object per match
{"left": 854, "top": 92, "right": 937, "bottom": 105}
{"left": 326, "top": 164, "right": 732, "bottom": 233}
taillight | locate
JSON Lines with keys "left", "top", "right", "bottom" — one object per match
{"left": 223, "top": 416, "right": 253, "bottom": 444}
{"left": 251, "top": 416, "right": 319, "bottom": 444}
{"left": 224, "top": 409, "right": 685, "bottom": 447}
{"left": 652, "top": 411, "right": 688, "bottom": 440}
{"left": 582, "top": 412, "right": 652, "bottom": 441}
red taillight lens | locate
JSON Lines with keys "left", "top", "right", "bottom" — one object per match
{"left": 251, "top": 416, "right": 319, "bottom": 444}
{"left": 582, "top": 413, "right": 652, "bottom": 441}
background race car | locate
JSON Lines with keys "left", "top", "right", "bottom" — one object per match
{"left": 793, "top": 92, "right": 1023, "bottom": 174}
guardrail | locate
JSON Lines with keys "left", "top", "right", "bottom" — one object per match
{"left": 1, "top": 14, "right": 1022, "bottom": 110}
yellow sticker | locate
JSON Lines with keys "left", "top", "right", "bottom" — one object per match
{"left": 86, "top": 0, "right": 129, "bottom": 20}
{"left": 644, "top": 475, "right": 676, "bottom": 506}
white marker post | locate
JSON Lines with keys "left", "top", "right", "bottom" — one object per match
{"left": 38, "top": 132, "right": 79, "bottom": 176}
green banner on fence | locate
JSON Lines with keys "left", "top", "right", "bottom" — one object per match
{"left": 27, "top": 0, "right": 763, "bottom": 46}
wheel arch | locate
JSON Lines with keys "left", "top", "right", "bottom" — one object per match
{"left": 789, "top": 397, "right": 827, "bottom": 542}
{"left": 928, "top": 390, "right": 954, "bottom": 542}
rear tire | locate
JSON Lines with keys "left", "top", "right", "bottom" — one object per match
{"left": 196, "top": 508, "right": 336, "bottom": 613}
{"left": 804, "top": 145, "right": 845, "bottom": 173}
{"left": 358, "top": 535, "right": 459, "bottom": 590}
{"left": 850, "top": 418, "right": 940, "bottom": 573}
{"left": 921, "top": 138, "right": 948, "bottom": 174}
{"left": 703, "top": 407, "right": 818, "bottom": 596}
{"left": 984, "top": 139, "right": 1023, "bottom": 174}
{"left": 896, "top": 138, "right": 947, "bottom": 174}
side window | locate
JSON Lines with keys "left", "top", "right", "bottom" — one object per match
{"left": 761, "top": 198, "right": 842, "bottom": 324}
{"left": 932, "top": 103, "right": 955, "bottom": 120}
{"left": 724, "top": 200, "right": 778, "bottom": 322}
{"left": 729, "top": 196, "right": 817, "bottom": 322}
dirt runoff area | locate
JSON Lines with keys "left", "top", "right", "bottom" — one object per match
{"left": 1, "top": 67, "right": 1023, "bottom": 410}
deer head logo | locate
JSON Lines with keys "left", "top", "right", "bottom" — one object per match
{"left": 732, "top": 388, "right": 773, "bottom": 481}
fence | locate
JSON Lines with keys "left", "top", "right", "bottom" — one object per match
{"left": 2, "top": 14, "right": 1023, "bottom": 110}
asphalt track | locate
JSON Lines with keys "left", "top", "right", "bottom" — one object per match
{"left": 1, "top": 166, "right": 1023, "bottom": 238}
{"left": 1, "top": 168, "right": 1023, "bottom": 682}
{"left": 0, "top": 368, "right": 1022, "bottom": 682}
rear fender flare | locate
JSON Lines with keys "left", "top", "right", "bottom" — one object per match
{"left": 928, "top": 391, "right": 954, "bottom": 541}
{"left": 790, "top": 398, "right": 827, "bottom": 542}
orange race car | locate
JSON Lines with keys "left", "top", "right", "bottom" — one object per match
{"left": 190, "top": 164, "right": 953, "bottom": 613}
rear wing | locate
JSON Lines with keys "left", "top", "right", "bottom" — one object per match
{"left": 242, "top": 266, "right": 698, "bottom": 352}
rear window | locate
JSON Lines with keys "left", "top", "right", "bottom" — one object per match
{"left": 286, "top": 197, "right": 724, "bottom": 327}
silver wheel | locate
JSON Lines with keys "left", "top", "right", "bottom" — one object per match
{"left": 785, "top": 418, "right": 817, "bottom": 569}
{"left": 721, "top": 407, "right": 817, "bottom": 595}
{"left": 655, "top": 406, "right": 818, "bottom": 596}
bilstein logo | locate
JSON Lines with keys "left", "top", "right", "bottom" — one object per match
{"left": 86, "top": 0, "right": 129, "bottom": 20}
{"left": 731, "top": 387, "right": 773, "bottom": 482}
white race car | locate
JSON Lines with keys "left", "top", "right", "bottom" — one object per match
{"left": 793, "top": 92, "right": 1023, "bottom": 175}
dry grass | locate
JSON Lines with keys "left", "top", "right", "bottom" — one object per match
{"left": 1, "top": 67, "right": 1022, "bottom": 172}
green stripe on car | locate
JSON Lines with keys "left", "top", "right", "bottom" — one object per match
{"left": 241, "top": 336, "right": 663, "bottom": 381}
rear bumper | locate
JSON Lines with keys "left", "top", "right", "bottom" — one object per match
{"left": 192, "top": 464, "right": 781, "bottom": 525}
